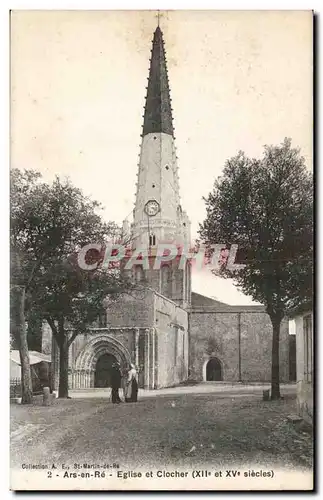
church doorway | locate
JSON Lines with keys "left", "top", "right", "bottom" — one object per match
{"left": 206, "top": 357, "right": 223, "bottom": 381}
{"left": 94, "top": 353, "right": 118, "bottom": 388}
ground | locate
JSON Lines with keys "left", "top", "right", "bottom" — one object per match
{"left": 11, "top": 383, "right": 313, "bottom": 476}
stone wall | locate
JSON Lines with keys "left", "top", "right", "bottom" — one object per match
{"left": 295, "top": 312, "right": 313, "bottom": 423}
{"left": 43, "top": 287, "right": 189, "bottom": 391}
{"left": 154, "top": 292, "right": 189, "bottom": 388}
{"left": 106, "top": 289, "right": 154, "bottom": 328}
{"left": 189, "top": 305, "right": 289, "bottom": 383}
{"left": 41, "top": 287, "right": 290, "bottom": 392}
{"left": 297, "top": 380, "right": 313, "bottom": 423}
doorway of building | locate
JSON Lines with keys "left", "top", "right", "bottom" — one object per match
{"left": 289, "top": 334, "right": 296, "bottom": 382}
{"left": 94, "top": 353, "right": 118, "bottom": 388}
{"left": 206, "top": 357, "right": 223, "bottom": 381}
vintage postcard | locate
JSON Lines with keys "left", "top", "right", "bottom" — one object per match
{"left": 10, "top": 10, "right": 313, "bottom": 491}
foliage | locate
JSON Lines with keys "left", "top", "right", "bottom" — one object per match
{"left": 10, "top": 168, "right": 134, "bottom": 397}
{"left": 200, "top": 138, "right": 313, "bottom": 318}
{"left": 200, "top": 138, "right": 313, "bottom": 399}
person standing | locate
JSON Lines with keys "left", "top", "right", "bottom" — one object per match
{"left": 110, "top": 362, "right": 122, "bottom": 404}
{"left": 125, "top": 364, "right": 138, "bottom": 403}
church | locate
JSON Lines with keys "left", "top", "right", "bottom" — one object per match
{"left": 42, "top": 25, "right": 290, "bottom": 391}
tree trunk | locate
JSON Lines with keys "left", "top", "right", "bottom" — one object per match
{"left": 13, "top": 286, "right": 33, "bottom": 404}
{"left": 58, "top": 336, "right": 69, "bottom": 398}
{"left": 270, "top": 316, "right": 282, "bottom": 400}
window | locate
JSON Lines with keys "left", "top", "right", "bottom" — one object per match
{"left": 135, "top": 265, "right": 144, "bottom": 283}
{"left": 149, "top": 234, "right": 156, "bottom": 246}
{"left": 303, "top": 314, "right": 313, "bottom": 383}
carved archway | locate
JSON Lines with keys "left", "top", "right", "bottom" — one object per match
{"left": 73, "top": 334, "right": 132, "bottom": 389}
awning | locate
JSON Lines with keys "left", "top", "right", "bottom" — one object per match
{"left": 10, "top": 350, "right": 51, "bottom": 366}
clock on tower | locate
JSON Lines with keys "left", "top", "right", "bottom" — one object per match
{"left": 144, "top": 199, "right": 160, "bottom": 217}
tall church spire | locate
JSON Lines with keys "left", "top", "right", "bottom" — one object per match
{"left": 130, "top": 24, "right": 191, "bottom": 305}
{"left": 143, "top": 26, "right": 173, "bottom": 136}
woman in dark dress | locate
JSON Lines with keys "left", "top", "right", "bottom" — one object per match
{"left": 125, "top": 364, "right": 138, "bottom": 403}
{"left": 110, "top": 362, "right": 122, "bottom": 404}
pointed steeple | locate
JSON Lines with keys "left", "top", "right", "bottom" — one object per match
{"left": 143, "top": 26, "right": 174, "bottom": 136}
{"left": 130, "top": 23, "right": 191, "bottom": 306}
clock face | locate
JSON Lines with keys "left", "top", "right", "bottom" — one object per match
{"left": 144, "top": 200, "right": 160, "bottom": 217}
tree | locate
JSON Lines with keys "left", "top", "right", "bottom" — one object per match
{"left": 200, "top": 138, "right": 313, "bottom": 399}
{"left": 10, "top": 283, "right": 33, "bottom": 404}
{"left": 11, "top": 169, "right": 133, "bottom": 398}
{"left": 10, "top": 170, "right": 45, "bottom": 404}
{"left": 30, "top": 258, "right": 132, "bottom": 398}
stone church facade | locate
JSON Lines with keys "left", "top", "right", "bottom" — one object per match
{"left": 189, "top": 293, "right": 289, "bottom": 383}
{"left": 42, "top": 25, "right": 289, "bottom": 391}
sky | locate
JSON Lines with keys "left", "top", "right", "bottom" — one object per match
{"left": 10, "top": 10, "right": 313, "bottom": 305}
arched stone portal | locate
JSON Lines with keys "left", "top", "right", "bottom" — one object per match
{"left": 73, "top": 334, "right": 132, "bottom": 389}
{"left": 205, "top": 357, "right": 223, "bottom": 381}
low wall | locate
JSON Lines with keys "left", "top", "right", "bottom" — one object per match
{"left": 297, "top": 380, "right": 313, "bottom": 423}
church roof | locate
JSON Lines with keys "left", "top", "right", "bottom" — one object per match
{"left": 142, "top": 26, "right": 174, "bottom": 136}
{"left": 191, "top": 292, "right": 266, "bottom": 312}
{"left": 191, "top": 292, "right": 232, "bottom": 309}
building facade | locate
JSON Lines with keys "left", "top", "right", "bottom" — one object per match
{"left": 42, "top": 25, "right": 290, "bottom": 391}
{"left": 189, "top": 293, "right": 289, "bottom": 383}
{"left": 292, "top": 306, "right": 313, "bottom": 423}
